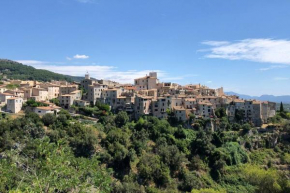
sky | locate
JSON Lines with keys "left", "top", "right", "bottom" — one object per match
{"left": 1, "top": 0, "right": 290, "bottom": 96}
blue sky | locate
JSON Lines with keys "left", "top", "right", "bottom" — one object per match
{"left": 1, "top": 0, "right": 290, "bottom": 96}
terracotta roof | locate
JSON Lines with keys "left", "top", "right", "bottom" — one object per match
{"left": 198, "top": 102, "right": 213, "bottom": 106}
{"left": 233, "top": 99, "right": 245, "bottom": 103}
{"left": 196, "top": 96, "right": 217, "bottom": 99}
{"left": 173, "top": 106, "right": 186, "bottom": 111}
{"left": 0, "top": 93, "right": 14, "bottom": 96}
{"left": 35, "top": 106, "right": 61, "bottom": 111}
{"left": 185, "top": 98, "right": 196, "bottom": 101}
{"left": 124, "top": 86, "right": 136, "bottom": 90}
{"left": 70, "top": 90, "right": 81, "bottom": 93}
{"left": 7, "top": 97, "right": 22, "bottom": 100}
{"left": 134, "top": 76, "right": 152, "bottom": 80}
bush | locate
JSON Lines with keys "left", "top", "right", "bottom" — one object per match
{"left": 42, "top": 113, "right": 56, "bottom": 126}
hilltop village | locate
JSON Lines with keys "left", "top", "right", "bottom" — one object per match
{"left": 0, "top": 72, "right": 276, "bottom": 126}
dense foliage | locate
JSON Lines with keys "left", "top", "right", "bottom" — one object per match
{"left": 0, "top": 59, "right": 82, "bottom": 82}
{"left": 1, "top": 105, "right": 290, "bottom": 192}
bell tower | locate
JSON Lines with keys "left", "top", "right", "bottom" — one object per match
{"left": 85, "top": 71, "right": 90, "bottom": 79}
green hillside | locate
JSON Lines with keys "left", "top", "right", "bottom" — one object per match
{"left": 0, "top": 59, "right": 83, "bottom": 82}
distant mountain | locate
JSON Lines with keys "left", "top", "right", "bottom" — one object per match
{"left": 0, "top": 59, "right": 83, "bottom": 82}
{"left": 225, "top": 91, "right": 290, "bottom": 104}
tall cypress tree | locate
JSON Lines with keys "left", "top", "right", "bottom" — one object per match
{"left": 280, "top": 102, "right": 284, "bottom": 112}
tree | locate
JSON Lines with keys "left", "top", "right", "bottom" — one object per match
{"left": 234, "top": 109, "right": 244, "bottom": 123}
{"left": 242, "top": 164, "right": 290, "bottom": 193}
{"left": 242, "top": 123, "right": 252, "bottom": 135}
{"left": 280, "top": 102, "right": 284, "bottom": 112}
{"left": 157, "top": 145, "right": 188, "bottom": 172}
{"left": 215, "top": 107, "right": 227, "bottom": 118}
{"left": 137, "top": 153, "right": 171, "bottom": 187}
{"left": 115, "top": 111, "right": 129, "bottom": 127}
{"left": 66, "top": 123, "right": 98, "bottom": 157}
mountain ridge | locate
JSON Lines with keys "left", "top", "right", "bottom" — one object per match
{"left": 225, "top": 91, "right": 290, "bottom": 103}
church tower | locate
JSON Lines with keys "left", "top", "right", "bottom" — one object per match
{"left": 85, "top": 71, "right": 90, "bottom": 79}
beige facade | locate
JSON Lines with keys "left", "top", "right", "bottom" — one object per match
{"left": 74, "top": 99, "right": 90, "bottom": 107}
{"left": 23, "top": 88, "right": 33, "bottom": 99}
{"left": 31, "top": 88, "right": 48, "bottom": 101}
{"left": 173, "top": 106, "right": 188, "bottom": 121}
{"left": 59, "top": 90, "right": 82, "bottom": 108}
{"left": 34, "top": 106, "right": 61, "bottom": 116}
{"left": 134, "top": 72, "right": 158, "bottom": 91}
{"left": 40, "top": 84, "right": 60, "bottom": 100}
{"left": 0, "top": 93, "right": 14, "bottom": 104}
{"left": 0, "top": 86, "right": 7, "bottom": 93}
{"left": 156, "top": 82, "right": 179, "bottom": 96}
{"left": 184, "top": 98, "right": 196, "bottom": 109}
{"left": 7, "top": 97, "right": 23, "bottom": 113}
{"left": 87, "top": 84, "right": 108, "bottom": 103}
{"left": 80, "top": 73, "right": 96, "bottom": 91}
{"left": 134, "top": 95, "right": 153, "bottom": 119}
{"left": 171, "top": 97, "right": 183, "bottom": 108}
{"left": 152, "top": 95, "right": 171, "bottom": 119}
{"left": 59, "top": 85, "right": 78, "bottom": 95}
{"left": 197, "top": 102, "right": 213, "bottom": 118}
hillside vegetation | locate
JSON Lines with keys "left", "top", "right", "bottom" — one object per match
{"left": 0, "top": 59, "right": 82, "bottom": 82}
{"left": 1, "top": 102, "right": 290, "bottom": 192}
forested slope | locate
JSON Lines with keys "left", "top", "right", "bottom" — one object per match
{"left": 0, "top": 59, "right": 83, "bottom": 82}
{"left": 1, "top": 103, "right": 290, "bottom": 192}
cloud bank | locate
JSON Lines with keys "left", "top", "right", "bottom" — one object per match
{"left": 17, "top": 60, "right": 166, "bottom": 84}
{"left": 73, "top": 54, "right": 89, "bottom": 59}
{"left": 202, "top": 39, "right": 290, "bottom": 65}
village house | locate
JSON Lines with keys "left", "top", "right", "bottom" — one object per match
{"left": 172, "top": 106, "right": 190, "bottom": 121}
{"left": 34, "top": 106, "right": 61, "bottom": 116}
{"left": 30, "top": 88, "right": 48, "bottom": 101}
{"left": 7, "top": 97, "right": 23, "bottom": 113}
{"left": 197, "top": 101, "right": 214, "bottom": 118}
{"left": 59, "top": 85, "right": 78, "bottom": 95}
{"left": 134, "top": 72, "right": 158, "bottom": 91}
{"left": 0, "top": 85, "right": 7, "bottom": 93}
{"left": 134, "top": 95, "right": 154, "bottom": 119}
{"left": 80, "top": 72, "right": 96, "bottom": 91}
{"left": 74, "top": 99, "right": 90, "bottom": 107}
{"left": 151, "top": 95, "right": 172, "bottom": 119}
{"left": 87, "top": 83, "right": 108, "bottom": 104}
{"left": 59, "top": 90, "right": 82, "bottom": 109}
{"left": 0, "top": 92, "right": 14, "bottom": 104}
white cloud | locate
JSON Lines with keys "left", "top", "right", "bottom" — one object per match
{"left": 73, "top": 54, "right": 89, "bottom": 59}
{"left": 206, "top": 81, "right": 212, "bottom": 84}
{"left": 259, "top": 65, "right": 288, "bottom": 71}
{"left": 16, "top": 60, "right": 48, "bottom": 65}
{"left": 202, "top": 41, "right": 230, "bottom": 46}
{"left": 66, "top": 57, "right": 72, "bottom": 61}
{"left": 202, "top": 39, "right": 290, "bottom": 65}
{"left": 16, "top": 60, "right": 167, "bottom": 84}
{"left": 273, "top": 77, "right": 289, "bottom": 81}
